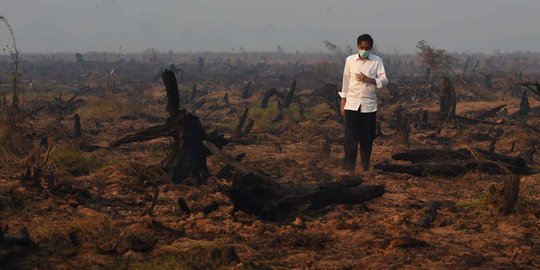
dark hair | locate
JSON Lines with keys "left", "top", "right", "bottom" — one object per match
{"left": 357, "top": 34, "right": 374, "bottom": 48}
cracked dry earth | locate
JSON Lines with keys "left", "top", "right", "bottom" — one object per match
{"left": 1, "top": 90, "right": 539, "bottom": 269}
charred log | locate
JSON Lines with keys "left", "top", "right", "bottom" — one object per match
{"left": 203, "top": 141, "right": 385, "bottom": 221}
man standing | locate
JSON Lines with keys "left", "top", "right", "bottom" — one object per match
{"left": 339, "top": 34, "right": 388, "bottom": 173}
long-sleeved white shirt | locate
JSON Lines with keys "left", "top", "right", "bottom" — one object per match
{"left": 339, "top": 53, "right": 388, "bottom": 112}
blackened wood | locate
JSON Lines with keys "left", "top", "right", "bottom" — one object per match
{"left": 162, "top": 70, "right": 180, "bottom": 117}
{"left": 272, "top": 100, "right": 284, "bottom": 122}
{"left": 193, "top": 98, "right": 206, "bottom": 110}
{"left": 283, "top": 80, "right": 296, "bottom": 108}
{"left": 421, "top": 110, "right": 428, "bottom": 126}
{"left": 519, "top": 81, "right": 540, "bottom": 96}
{"left": 476, "top": 104, "right": 506, "bottom": 120}
{"left": 0, "top": 226, "right": 38, "bottom": 249}
{"left": 217, "top": 153, "right": 246, "bottom": 179}
{"left": 229, "top": 173, "right": 385, "bottom": 221}
{"left": 439, "top": 76, "right": 456, "bottom": 116}
{"left": 190, "top": 84, "right": 197, "bottom": 102}
{"left": 234, "top": 108, "right": 249, "bottom": 139}
{"left": 322, "top": 135, "right": 331, "bottom": 158}
{"left": 419, "top": 201, "right": 443, "bottom": 228}
{"left": 241, "top": 119, "right": 254, "bottom": 138}
{"left": 204, "top": 140, "right": 384, "bottom": 221}
{"left": 394, "top": 107, "right": 410, "bottom": 148}
{"left": 240, "top": 81, "right": 252, "bottom": 99}
{"left": 74, "top": 114, "right": 82, "bottom": 139}
{"left": 203, "top": 140, "right": 266, "bottom": 179}
{"left": 177, "top": 198, "right": 191, "bottom": 215}
{"left": 517, "top": 90, "right": 530, "bottom": 116}
{"left": 109, "top": 123, "right": 175, "bottom": 148}
{"left": 109, "top": 70, "right": 228, "bottom": 184}
{"left": 499, "top": 175, "right": 520, "bottom": 214}
{"left": 298, "top": 101, "right": 306, "bottom": 121}
{"left": 374, "top": 163, "right": 466, "bottom": 177}
{"left": 222, "top": 93, "right": 229, "bottom": 106}
{"left": 260, "top": 88, "right": 277, "bottom": 108}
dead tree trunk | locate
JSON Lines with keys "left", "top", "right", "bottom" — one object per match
{"left": 240, "top": 81, "right": 252, "bottom": 99}
{"left": 440, "top": 76, "right": 457, "bottom": 117}
{"left": 394, "top": 107, "right": 410, "bottom": 148}
{"left": 190, "top": 84, "right": 197, "bottom": 102}
{"left": 241, "top": 119, "right": 254, "bottom": 138}
{"left": 233, "top": 108, "right": 249, "bottom": 140}
{"left": 260, "top": 88, "right": 277, "bottom": 108}
{"left": 517, "top": 90, "right": 530, "bottom": 116}
{"left": 499, "top": 174, "right": 520, "bottom": 214}
{"left": 74, "top": 114, "right": 82, "bottom": 139}
{"left": 298, "top": 101, "right": 306, "bottom": 122}
{"left": 222, "top": 93, "right": 229, "bottom": 106}
{"left": 273, "top": 100, "right": 284, "bottom": 122}
{"left": 109, "top": 70, "right": 228, "bottom": 184}
{"left": 283, "top": 80, "right": 296, "bottom": 108}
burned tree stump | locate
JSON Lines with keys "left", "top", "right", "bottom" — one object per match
{"left": 222, "top": 93, "right": 229, "bottom": 106}
{"left": 440, "top": 76, "right": 456, "bottom": 117}
{"left": 240, "top": 81, "right": 252, "bottom": 99}
{"left": 273, "top": 100, "right": 284, "bottom": 123}
{"left": 283, "top": 79, "right": 296, "bottom": 108}
{"left": 74, "top": 114, "right": 82, "bottom": 139}
{"left": 394, "top": 107, "right": 410, "bottom": 148}
{"left": 260, "top": 88, "right": 277, "bottom": 108}
{"left": 203, "top": 141, "right": 385, "bottom": 221}
{"left": 241, "top": 119, "right": 254, "bottom": 138}
{"left": 298, "top": 101, "right": 306, "bottom": 122}
{"left": 499, "top": 175, "right": 520, "bottom": 214}
{"left": 517, "top": 90, "right": 530, "bottom": 117}
{"left": 190, "top": 84, "right": 197, "bottom": 102}
{"left": 109, "top": 70, "right": 228, "bottom": 184}
{"left": 233, "top": 108, "right": 249, "bottom": 140}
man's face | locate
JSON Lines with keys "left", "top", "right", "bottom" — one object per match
{"left": 357, "top": 41, "right": 371, "bottom": 51}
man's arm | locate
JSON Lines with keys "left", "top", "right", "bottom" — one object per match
{"left": 339, "top": 58, "right": 350, "bottom": 116}
{"left": 374, "top": 60, "right": 388, "bottom": 88}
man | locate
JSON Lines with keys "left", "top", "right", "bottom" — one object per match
{"left": 339, "top": 34, "right": 388, "bottom": 173}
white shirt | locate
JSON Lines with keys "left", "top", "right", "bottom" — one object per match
{"left": 339, "top": 53, "right": 388, "bottom": 112}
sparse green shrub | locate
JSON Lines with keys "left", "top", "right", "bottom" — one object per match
{"left": 50, "top": 147, "right": 104, "bottom": 175}
{"left": 76, "top": 97, "right": 143, "bottom": 119}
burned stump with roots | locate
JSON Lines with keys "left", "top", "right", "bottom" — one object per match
{"left": 109, "top": 70, "right": 227, "bottom": 184}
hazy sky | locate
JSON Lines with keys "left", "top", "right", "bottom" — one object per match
{"left": 1, "top": 0, "right": 539, "bottom": 54}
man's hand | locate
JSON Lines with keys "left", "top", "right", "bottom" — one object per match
{"left": 340, "top": 98, "right": 346, "bottom": 116}
{"left": 356, "top": 72, "right": 376, "bottom": 85}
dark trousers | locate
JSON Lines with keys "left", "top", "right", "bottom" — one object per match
{"left": 343, "top": 110, "right": 376, "bottom": 171}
